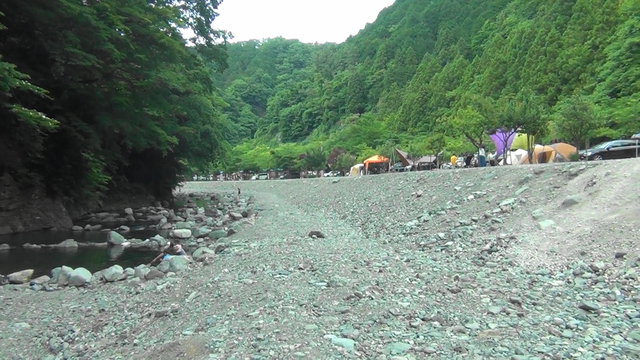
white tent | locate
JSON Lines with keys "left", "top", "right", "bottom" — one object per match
{"left": 501, "top": 149, "right": 529, "bottom": 165}
{"left": 349, "top": 164, "right": 364, "bottom": 176}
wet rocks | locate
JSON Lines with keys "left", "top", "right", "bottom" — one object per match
{"left": 144, "top": 268, "right": 165, "bottom": 280}
{"left": 7, "top": 269, "right": 34, "bottom": 284}
{"left": 0, "top": 243, "right": 9, "bottom": 251}
{"left": 102, "top": 265, "right": 124, "bottom": 282}
{"left": 55, "top": 239, "right": 78, "bottom": 248}
{"left": 208, "top": 229, "right": 227, "bottom": 240}
{"left": 170, "top": 229, "right": 192, "bottom": 239}
{"left": 157, "top": 256, "right": 190, "bottom": 273}
{"left": 68, "top": 268, "right": 92, "bottom": 287}
{"left": 107, "top": 231, "right": 126, "bottom": 245}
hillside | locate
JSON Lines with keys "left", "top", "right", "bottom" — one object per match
{"left": 216, "top": 0, "right": 639, "bottom": 172}
{"left": 1, "top": 159, "right": 638, "bottom": 358}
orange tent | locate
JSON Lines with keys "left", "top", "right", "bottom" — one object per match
{"left": 363, "top": 155, "right": 390, "bottom": 170}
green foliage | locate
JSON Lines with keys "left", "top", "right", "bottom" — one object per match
{"left": 551, "top": 95, "right": 604, "bottom": 149}
{"left": 0, "top": 0, "right": 229, "bottom": 202}
{"left": 213, "top": 0, "right": 637, "bottom": 171}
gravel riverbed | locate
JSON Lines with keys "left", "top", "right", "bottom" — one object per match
{"left": 0, "top": 159, "right": 639, "bottom": 360}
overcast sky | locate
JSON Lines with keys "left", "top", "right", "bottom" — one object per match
{"left": 213, "top": 0, "right": 396, "bottom": 44}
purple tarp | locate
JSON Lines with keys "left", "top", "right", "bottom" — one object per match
{"left": 490, "top": 129, "right": 517, "bottom": 157}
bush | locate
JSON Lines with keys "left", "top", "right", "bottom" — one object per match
{"left": 568, "top": 152, "right": 580, "bottom": 162}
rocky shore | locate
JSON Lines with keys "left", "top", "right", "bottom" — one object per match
{"left": 0, "top": 159, "right": 639, "bottom": 360}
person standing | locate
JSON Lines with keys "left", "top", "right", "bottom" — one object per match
{"left": 478, "top": 145, "right": 487, "bottom": 167}
{"left": 450, "top": 153, "right": 458, "bottom": 167}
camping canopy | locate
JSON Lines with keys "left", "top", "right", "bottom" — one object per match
{"left": 511, "top": 133, "right": 535, "bottom": 151}
{"left": 490, "top": 129, "right": 517, "bottom": 157}
{"left": 394, "top": 148, "right": 412, "bottom": 166}
{"left": 363, "top": 155, "right": 390, "bottom": 170}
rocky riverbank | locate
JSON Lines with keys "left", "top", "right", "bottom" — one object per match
{"left": 0, "top": 159, "right": 639, "bottom": 360}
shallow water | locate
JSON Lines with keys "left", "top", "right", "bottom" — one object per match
{"left": 0, "top": 228, "right": 171, "bottom": 278}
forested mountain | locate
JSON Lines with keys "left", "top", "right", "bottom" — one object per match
{"left": 0, "top": 0, "right": 229, "bottom": 203}
{"left": 218, "top": 0, "right": 639, "bottom": 172}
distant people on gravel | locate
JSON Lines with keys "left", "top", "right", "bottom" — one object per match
{"left": 478, "top": 145, "right": 487, "bottom": 167}
{"left": 149, "top": 241, "right": 186, "bottom": 265}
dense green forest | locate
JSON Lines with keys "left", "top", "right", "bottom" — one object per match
{"left": 1, "top": 0, "right": 638, "bottom": 204}
{"left": 217, "top": 0, "right": 639, "bottom": 173}
{"left": 0, "top": 0, "right": 230, "bottom": 203}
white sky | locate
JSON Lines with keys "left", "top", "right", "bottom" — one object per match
{"left": 213, "top": 0, "right": 397, "bottom": 44}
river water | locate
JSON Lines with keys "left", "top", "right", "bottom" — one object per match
{"left": 0, "top": 227, "right": 170, "bottom": 277}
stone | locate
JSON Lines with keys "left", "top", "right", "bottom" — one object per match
{"left": 158, "top": 255, "right": 190, "bottom": 273}
{"left": 194, "top": 227, "right": 212, "bottom": 238}
{"left": 7, "top": 269, "right": 34, "bottom": 284}
{"left": 330, "top": 337, "right": 355, "bottom": 352}
{"left": 229, "top": 212, "right": 243, "bottom": 220}
{"left": 307, "top": 230, "right": 326, "bottom": 238}
{"left": 102, "top": 265, "right": 124, "bottom": 282}
{"left": 578, "top": 301, "right": 600, "bottom": 312}
{"left": 0, "top": 243, "right": 9, "bottom": 251}
{"left": 538, "top": 219, "right": 555, "bottom": 230}
{"left": 175, "top": 221, "right": 195, "bottom": 229}
{"left": 561, "top": 195, "right": 582, "bottom": 207}
{"left": 499, "top": 198, "right": 517, "bottom": 207}
{"left": 192, "top": 247, "right": 216, "bottom": 261}
{"left": 124, "top": 207, "right": 133, "bottom": 215}
{"left": 134, "top": 265, "right": 150, "bottom": 279}
{"left": 386, "top": 342, "right": 412, "bottom": 355}
{"left": 208, "top": 229, "right": 228, "bottom": 240}
{"left": 30, "top": 275, "right": 50, "bottom": 286}
{"left": 68, "top": 268, "right": 92, "bottom": 287}
{"left": 71, "top": 226, "right": 84, "bottom": 231}
{"left": 145, "top": 269, "right": 165, "bottom": 280}
{"left": 171, "top": 229, "right": 192, "bottom": 239}
{"left": 151, "top": 234, "right": 167, "bottom": 246}
{"left": 56, "top": 239, "right": 78, "bottom": 248}
{"left": 107, "top": 231, "right": 126, "bottom": 245}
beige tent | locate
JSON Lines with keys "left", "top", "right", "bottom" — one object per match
{"left": 349, "top": 164, "right": 364, "bottom": 176}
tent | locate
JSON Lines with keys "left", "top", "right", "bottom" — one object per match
{"left": 549, "top": 143, "right": 578, "bottom": 161}
{"left": 363, "top": 155, "right": 390, "bottom": 171}
{"left": 501, "top": 149, "right": 529, "bottom": 165}
{"left": 490, "top": 129, "right": 517, "bottom": 157}
{"left": 394, "top": 148, "right": 413, "bottom": 167}
{"left": 349, "top": 164, "right": 365, "bottom": 176}
{"left": 518, "top": 145, "right": 555, "bottom": 164}
{"left": 511, "top": 133, "right": 535, "bottom": 151}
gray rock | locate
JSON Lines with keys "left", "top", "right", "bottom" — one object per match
{"left": 192, "top": 247, "right": 215, "bottom": 261}
{"left": 175, "top": 221, "right": 195, "bottom": 229}
{"left": 71, "top": 226, "right": 84, "bottom": 231}
{"left": 538, "top": 219, "right": 555, "bottom": 230}
{"left": 307, "top": 230, "right": 326, "bottom": 238}
{"left": 151, "top": 234, "right": 167, "bottom": 247}
{"left": 107, "top": 231, "right": 126, "bottom": 245}
{"left": 124, "top": 267, "right": 135, "bottom": 277}
{"left": 102, "top": 265, "right": 124, "bottom": 282}
{"left": 171, "top": 229, "right": 192, "bottom": 239}
{"left": 578, "top": 301, "right": 600, "bottom": 312}
{"left": 7, "top": 269, "right": 34, "bottom": 284}
{"left": 208, "top": 229, "right": 227, "bottom": 240}
{"left": 56, "top": 239, "right": 78, "bottom": 248}
{"left": 386, "top": 342, "right": 412, "bottom": 355}
{"left": 157, "top": 256, "right": 190, "bottom": 273}
{"left": 144, "top": 269, "right": 165, "bottom": 280}
{"left": 499, "top": 198, "right": 517, "bottom": 207}
{"left": 562, "top": 195, "right": 582, "bottom": 207}
{"left": 124, "top": 207, "right": 133, "bottom": 215}
{"left": 229, "top": 212, "right": 243, "bottom": 220}
{"left": 193, "top": 227, "right": 212, "bottom": 238}
{"left": 30, "top": 275, "right": 50, "bottom": 286}
{"left": 68, "top": 268, "right": 92, "bottom": 287}
{"left": 330, "top": 337, "right": 355, "bottom": 352}
{"left": 134, "top": 265, "right": 150, "bottom": 279}
{"left": 0, "top": 243, "right": 9, "bottom": 251}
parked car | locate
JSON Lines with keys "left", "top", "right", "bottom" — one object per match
{"left": 323, "top": 171, "right": 340, "bottom": 177}
{"left": 579, "top": 139, "right": 640, "bottom": 161}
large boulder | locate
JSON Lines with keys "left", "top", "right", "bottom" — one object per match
{"left": 193, "top": 227, "right": 212, "bottom": 238}
{"left": 134, "top": 264, "right": 150, "bottom": 280}
{"left": 171, "top": 229, "right": 192, "bottom": 239}
{"left": 157, "top": 255, "right": 191, "bottom": 273}
{"left": 68, "top": 268, "right": 92, "bottom": 287}
{"left": 30, "top": 275, "right": 50, "bottom": 286}
{"left": 102, "top": 265, "right": 124, "bottom": 282}
{"left": 0, "top": 243, "right": 9, "bottom": 251}
{"left": 107, "top": 231, "right": 126, "bottom": 245}
{"left": 150, "top": 234, "right": 167, "bottom": 247}
{"left": 53, "top": 266, "right": 74, "bottom": 286}
{"left": 192, "top": 247, "right": 215, "bottom": 261}
{"left": 175, "top": 221, "right": 196, "bottom": 229}
{"left": 209, "top": 229, "right": 227, "bottom": 240}
{"left": 7, "top": 269, "right": 34, "bottom": 284}
{"left": 144, "top": 269, "right": 165, "bottom": 280}
{"left": 56, "top": 239, "right": 78, "bottom": 248}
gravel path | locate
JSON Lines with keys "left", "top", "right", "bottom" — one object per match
{"left": 0, "top": 159, "right": 638, "bottom": 359}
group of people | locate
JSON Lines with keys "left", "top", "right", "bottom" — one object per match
{"left": 450, "top": 145, "right": 487, "bottom": 168}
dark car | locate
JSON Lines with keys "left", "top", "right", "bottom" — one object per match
{"left": 579, "top": 139, "right": 640, "bottom": 161}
